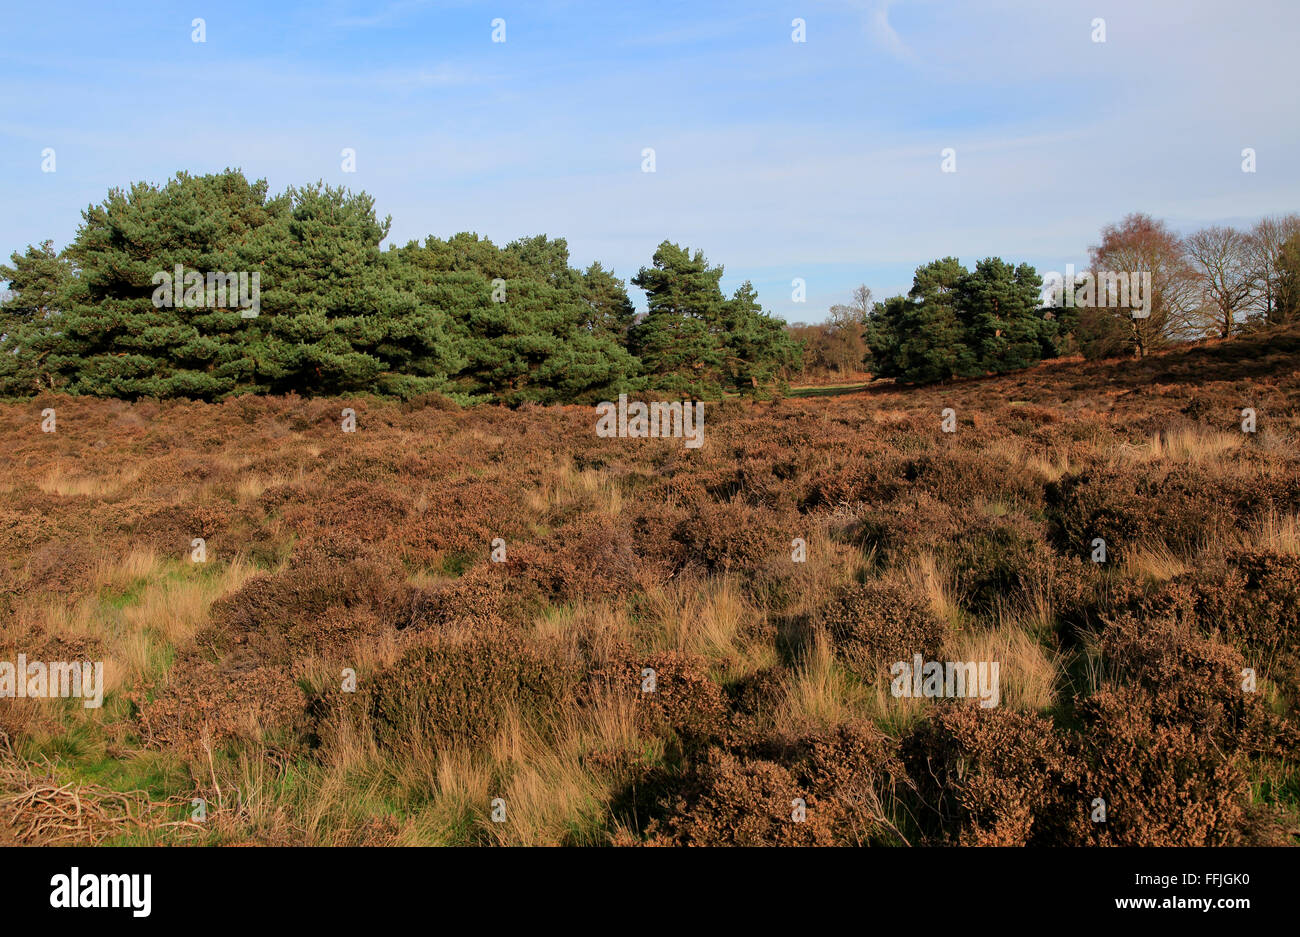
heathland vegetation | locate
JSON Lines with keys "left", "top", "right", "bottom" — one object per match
{"left": 1, "top": 326, "right": 1298, "bottom": 844}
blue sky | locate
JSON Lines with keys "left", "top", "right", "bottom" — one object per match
{"left": 2, "top": 0, "right": 1297, "bottom": 321}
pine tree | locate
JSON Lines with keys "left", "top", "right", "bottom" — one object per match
{"left": 866, "top": 257, "right": 1054, "bottom": 384}
{"left": 954, "top": 257, "right": 1053, "bottom": 375}
{"left": 870, "top": 257, "right": 969, "bottom": 384}
{"left": 0, "top": 240, "right": 72, "bottom": 394}
{"left": 720, "top": 281, "right": 802, "bottom": 395}
{"left": 243, "top": 182, "right": 402, "bottom": 395}
{"left": 392, "top": 233, "right": 635, "bottom": 404}
{"left": 1276, "top": 230, "right": 1300, "bottom": 325}
{"left": 51, "top": 169, "right": 286, "bottom": 398}
{"left": 579, "top": 262, "right": 637, "bottom": 340}
{"left": 631, "top": 241, "right": 728, "bottom": 397}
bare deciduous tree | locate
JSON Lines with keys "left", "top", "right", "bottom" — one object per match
{"left": 1278, "top": 231, "right": 1300, "bottom": 325}
{"left": 1086, "top": 213, "right": 1197, "bottom": 358}
{"left": 828, "top": 284, "right": 873, "bottom": 328}
{"left": 1184, "top": 225, "right": 1255, "bottom": 339}
{"left": 1247, "top": 214, "right": 1300, "bottom": 324}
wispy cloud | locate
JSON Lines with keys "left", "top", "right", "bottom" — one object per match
{"left": 870, "top": 0, "right": 916, "bottom": 62}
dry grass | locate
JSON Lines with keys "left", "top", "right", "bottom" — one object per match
{"left": 38, "top": 465, "right": 141, "bottom": 498}
{"left": 775, "top": 636, "right": 875, "bottom": 734}
{"left": 904, "top": 551, "right": 962, "bottom": 627}
{"left": 1122, "top": 540, "right": 1191, "bottom": 581}
{"left": 526, "top": 460, "right": 624, "bottom": 517}
{"left": 946, "top": 615, "right": 1062, "bottom": 714}
{"left": 93, "top": 548, "right": 162, "bottom": 592}
{"left": 478, "top": 712, "right": 613, "bottom": 846}
{"left": 641, "top": 577, "right": 750, "bottom": 661}
{"left": 1110, "top": 426, "right": 1244, "bottom": 467}
{"left": 987, "top": 436, "right": 1072, "bottom": 482}
{"left": 1239, "top": 509, "right": 1300, "bottom": 555}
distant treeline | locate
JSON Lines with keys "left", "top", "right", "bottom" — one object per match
{"left": 0, "top": 169, "right": 799, "bottom": 403}
{"left": 5, "top": 170, "right": 1298, "bottom": 400}
{"left": 795, "top": 213, "right": 1300, "bottom": 384}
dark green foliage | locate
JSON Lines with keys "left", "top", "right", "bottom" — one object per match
{"left": 241, "top": 183, "right": 449, "bottom": 397}
{"left": 720, "top": 281, "right": 802, "bottom": 395}
{"left": 631, "top": 242, "right": 728, "bottom": 397}
{"left": 580, "top": 261, "right": 638, "bottom": 340}
{"left": 2, "top": 171, "right": 800, "bottom": 404}
{"left": 631, "top": 241, "right": 800, "bottom": 398}
{"left": 390, "top": 232, "right": 638, "bottom": 404}
{"left": 865, "top": 256, "right": 1057, "bottom": 384}
{"left": 954, "top": 257, "right": 1052, "bottom": 374}
{"left": 0, "top": 240, "right": 73, "bottom": 394}
{"left": 49, "top": 169, "right": 286, "bottom": 398}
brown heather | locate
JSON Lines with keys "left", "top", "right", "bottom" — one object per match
{"left": 1, "top": 327, "right": 1299, "bottom": 844}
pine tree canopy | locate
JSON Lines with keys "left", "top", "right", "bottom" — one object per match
{"left": 0, "top": 171, "right": 806, "bottom": 402}
{"left": 865, "top": 256, "right": 1056, "bottom": 384}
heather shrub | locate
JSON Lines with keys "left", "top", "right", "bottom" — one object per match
{"left": 847, "top": 494, "right": 965, "bottom": 559}
{"left": 360, "top": 625, "right": 581, "bottom": 754}
{"left": 937, "top": 515, "right": 1053, "bottom": 612}
{"left": 510, "top": 518, "right": 642, "bottom": 603}
{"left": 281, "top": 480, "right": 412, "bottom": 548}
{"left": 800, "top": 449, "right": 908, "bottom": 510}
{"left": 203, "top": 548, "right": 408, "bottom": 663}
{"left": 21, "top": 538, "right": 99, "bottom": 593}
{"left": 641, "top": 724, "right": 907, "bottom": 846}
{"left": 669, "top": 499, "right": 791, "bottom": 576}
{"left": 901, "top": 451, "right": 1042, "bottom": 510}
{"left": 643, "top": 749, "right": 838, "bottom": 846}
{"left": 404, "top": 562, "right": 540, "bottom": 629}
{"left": 790, "top": 723, "right": 910, "bottom": 845}
{"left": 722, "top": 665, "right": 790, "bottom": 740}
{"left": 135, "top": 659, "right": 306, "bottom": 754}
{"left": 1046, "top": 466, "right": 1239, "bottom": 560}
{"left": 399, "top": 391, "right": 462, "bottom": 412}
{"left": 1097, "top": 612, "right": 1291, "bottom": 756}
{"left": 407, "top": 478, "right": 530, "bottom": 558}
{"left": 686, "top": 456, "right": 800, "bottom": 510}
{"left": 1047, "top": 553, "right": 1116, "bottom": 634}
{"left": 902, "top": 706, "right": 1089, "bottom": 846}
{"left": 627, "top": 499, "right": 693, "bottom": 570}
{"left": 1078, "top": 687, "right": 1250, "bottom": 845}
{"left": 1175, "top": 552, "right": 1300, "bottom": 700}
{"left": 132, "top": 503, "right": 232, "bottom": 556}
{"left": 587, "top": 649, "right": 728, "bottom": 744}
{"left": 819, "top": 579, "right": 946, "bottom": 681}
{"left": 3, "top": 325, "right": 1299, "bottom": 845}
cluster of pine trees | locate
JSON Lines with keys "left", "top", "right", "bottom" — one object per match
{"left": 0, "top": 169, "right": 801, "bottom": 403}
{"left": 839, "top": 212, "right": 1300, "bottom": 384}
{"left": 864, "top": 257, "right": 1057, "bottom": 384}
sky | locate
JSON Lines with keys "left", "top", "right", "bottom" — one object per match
{"left": 2, "top": 0, "right": 1298, "bottom": 321}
